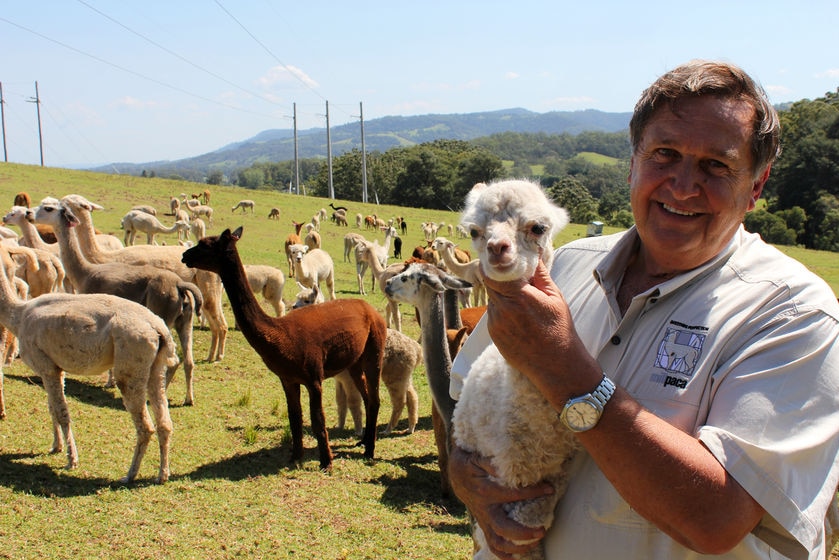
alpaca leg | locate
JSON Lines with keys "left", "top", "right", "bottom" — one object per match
{"left": 431, "top": 404, "right": 452, "bottom": 497}
{"left": 116, "top": 375, "right": 155, "bottom": 483}
{"left": 281, "top": 381, "right": 305, "bottom": 463}
{"left": 305, "top": 382, "right": 333, "bottom": 469}
{"left": 0, "top": 367, "right": 4, "bottom": 420}
{"left": 352, "top": 366, "right": 380, "bottom": 459}
{"left": 176, "top": 316, "right": 196, "bottom": 406}
{"left": 146, "top": 372, "right": 173, "bottom": 483}
{"left": 345, "top": 384, "right": 364, "bottom": 437}
{"left": 383, "top": 384, "right": 404, "bottom": 435}
{"left": 42, "top": 372, "right": 78, "bottom": 469}
{"left": 335, "top": 381, "right": 348, "bottom": 429}
{"left": 105, "top": 369, "right": 116, "bottom": 388}
{"left": 405, "top": 384, "right": 419, "bottom": 434}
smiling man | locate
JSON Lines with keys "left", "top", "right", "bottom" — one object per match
{"left": 448, "top": 60, "right": 839, "bottom": 559}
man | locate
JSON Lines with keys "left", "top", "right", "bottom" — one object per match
{"left": 448, "top": 60, "right": 839, "bottom": 559}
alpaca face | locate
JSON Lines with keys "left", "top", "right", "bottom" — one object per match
{"left": 460, "top": 180, "right": 569, "bottom": 282}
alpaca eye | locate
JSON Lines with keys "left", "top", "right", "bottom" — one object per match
{"left": 530, "top": 224, "right": 547, "bottom": 236}
{"left": 469, "top": 228, "right": 480, "bottom": 239}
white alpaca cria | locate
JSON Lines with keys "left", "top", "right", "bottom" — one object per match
{"left": 452, "top": 179, "right": 570, "bottom": 560}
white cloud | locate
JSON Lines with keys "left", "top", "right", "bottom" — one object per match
{"left": 111, "top": 96, "right": 158, "bottom": 111}
{"left": 257, "top": 65, "right": 319, "bottom": 90}
{"left": 545, "top": 95, "right": 597, "bottom": 109}
{"left": 505, "top": 72, "right": 520, "bottom": 80}
{"left": 815, "top": 68, "right": 839, "bottom": 79}
{"left": 765, "top": 84, "right": 793, "bottom": 98}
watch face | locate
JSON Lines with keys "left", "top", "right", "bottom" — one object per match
{"left": 565, "top": 401, "right": 599, "bottom": 431}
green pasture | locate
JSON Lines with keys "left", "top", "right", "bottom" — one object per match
{"left": 0, "top": 162, "right": 835, "bottom": 559}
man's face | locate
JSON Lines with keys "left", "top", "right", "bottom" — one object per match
{"left": 629, "top": 95, "right": 769, "bottom": 273}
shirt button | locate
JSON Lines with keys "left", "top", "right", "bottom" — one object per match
{"left": 611, "top": 335, "right": 621, "bottom": 345}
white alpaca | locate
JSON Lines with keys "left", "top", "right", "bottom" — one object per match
{"left": 354, "top": 226, "right": 396, "bottom": 295}
{"left": 120, "top": 210, "right": 189, "bottom": 246}
{"left": 344, "top": 232, "right": 366, "bottom": 263}
{"left": 243, "top": 264, "right": 286, "bottom": 317}
{"left": 0, "top": 245, "right": 177, "bottom": 483}
{"left": 189, "top": 204, "right": 214, "bottom": 224}
{"left": 452, "top": 179, "right": 570, "bottom": 560}
{"left": 190, "top": 217, "right": 206, "bottom": 241}
{"left": 288, "top": 244, "right": 336, "bottom": 301}
{"left": 231, "top": 200, "right": 255, "bottom": 214}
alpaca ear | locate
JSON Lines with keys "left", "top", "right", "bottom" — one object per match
{"left": 231, "top": 226, "right": 243, "bottom": 240}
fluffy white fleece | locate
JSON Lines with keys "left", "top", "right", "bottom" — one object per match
{"left": 452, "top": 179, "right": 571, "bottom": 560}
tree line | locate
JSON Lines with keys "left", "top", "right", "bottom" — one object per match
{"left": 158, "top": 89, "right": 839, "bottom": 252}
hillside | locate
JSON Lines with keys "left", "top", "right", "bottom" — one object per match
{"left": 93, "top": 108, "right": 631, "bottom": 178}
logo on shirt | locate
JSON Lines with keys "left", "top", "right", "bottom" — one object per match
{"left": 654, "top": 326, "right": 705, "bottom": 382}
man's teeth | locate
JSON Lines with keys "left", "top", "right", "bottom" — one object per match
{"left": 663, "top": 203, "right": 696, "bottom": 216}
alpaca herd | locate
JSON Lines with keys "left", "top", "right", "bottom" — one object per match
{"left": 0, "top": 181, "right": 529, "bottom": 521}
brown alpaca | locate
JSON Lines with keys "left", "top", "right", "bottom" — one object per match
{"left": 182, "top": 227, "right": 386, "bottom": 469}
{"left": 13, "top": 192, "right": 31, "bottom": 208}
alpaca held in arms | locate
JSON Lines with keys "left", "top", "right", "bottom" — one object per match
{"left": 453, "top": 179, "right": 570, "bottom": 560}
{"left": 0, "top": 246, "right": 177, "bottom": 483}
{"left": 182, "top": 227, "right": 386, "bottom": 469}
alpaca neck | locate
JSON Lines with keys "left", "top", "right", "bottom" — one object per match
{"left": 52, "top": 222, "right": 96, "bottom": 288}
{"left": 215, "top": 250, "right": 280, "bottom": 351}
{"left": 417, "top": 291, "right": 456, "bottom": 431}
{"left": 73, "top": 209, "right": 110, "bottom": 263}
{"left": 443, "top": 290, "right": 462, "bottom": 330}
{"left": 18, "top": 219, "right": 49, "bottom": 251}
{"left": 0, "top": 259, "right": 25, "bottom": 336}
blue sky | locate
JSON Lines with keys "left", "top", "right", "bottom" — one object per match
{"left": 1, "top": 0, "right": 837, "bottom": 168}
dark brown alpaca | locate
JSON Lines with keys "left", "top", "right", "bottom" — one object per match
{"left": 182, "top": 227, "right": 386, "bottom": 469}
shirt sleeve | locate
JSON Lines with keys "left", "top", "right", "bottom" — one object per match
{"left": 698, "top": 309, "right": 839, "bottom": 558}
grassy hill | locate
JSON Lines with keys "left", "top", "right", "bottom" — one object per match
{"left": 0, "top": 162, "right": 836, "bottom": 558}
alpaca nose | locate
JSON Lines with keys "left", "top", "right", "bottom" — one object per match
{"left": 486, "top": 238, "right": 510, "bottom": 258}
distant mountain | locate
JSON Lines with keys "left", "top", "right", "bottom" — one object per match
{"left": 95, "top": 108, "right": 631, "bottom": 179}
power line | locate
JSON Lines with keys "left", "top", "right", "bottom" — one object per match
{"left": 74, "top": 0, "right": 285, "bottom": 111}
{"left": 0, "top": 15, "right": 280, "bottom": 120}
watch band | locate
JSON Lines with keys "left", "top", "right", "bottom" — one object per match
{"left": 590, "top": 375, "right": 616, "bottom": 408}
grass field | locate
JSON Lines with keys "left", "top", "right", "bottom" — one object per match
{"left": 0, "top": 162, "right": 836, "bottom": 559}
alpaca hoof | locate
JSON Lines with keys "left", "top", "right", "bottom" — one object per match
{"left": 182, "top": 399, "right": 193, "bottom": 407}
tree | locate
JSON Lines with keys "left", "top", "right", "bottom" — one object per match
{"left": 206, "top": 169, "right": 224, "bottom": 185}
{"left": 545, "top": 176, "right": 599, "bottom": 224}
{"left": 743, "top": 210, "right": 797, "bottom": 246}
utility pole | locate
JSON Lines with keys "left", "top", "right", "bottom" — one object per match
{"left": 27, "top": 81, "right": 44, "bottom": 166}
{"left": 293, "top": 102, "right": 300, "bottom": 195}
{"left": 0, "top": 82, "right": 7, "bottom": 162}
{"left": 359, "top": 101, "right": 368, "bottom": 204}
{"left": 325, "top": 100, "right": 334, "bottom": 199}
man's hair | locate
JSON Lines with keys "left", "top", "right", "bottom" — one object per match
{"left": 629, "top": 60, "right": 781, "bottom": 174}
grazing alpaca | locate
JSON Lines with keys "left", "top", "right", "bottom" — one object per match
{"left": 289, "top": 244, "right": 336, "bottom": 301}
{"left": 189, "top": 204, "right": 214, "bottom": 224}
{"left": 56, "top": 194, "right": 228, "bottom": 363}
{"left": 385, "top": 262, "right": 471, "bottom": 497}
{"left": 303, "top": 230, "right": 321, "bottom": 250}
{"left": 453, "top": 179, "right": 570, "bottom": 559}
{"left": 0, "top": 245, "right": 177, "bottom": 482}
{"left": 231, "top": 200, "right": 255, "bottom": 214}
{"left": 201, "top": 189, "right": 211, "bottom": 205}
{"left": 35, "top": 199, "right": 204, "bottom": 406}
{"left": 120, "top": 210, "right": 189, "bottom": 246}
{"left": 268, "top": 207, "right": 280, "bottom": 220}
{"left": 131, "top": 204, "right": 157, "bottom": 216}
{"left": 433, "top": 237, "right": 486, "bottom": 308}
{"left": 169, "top": 197, "right": 180, "bottom": 216}
{"left": 182, "top": 227, "right": 386, "bottom": 469}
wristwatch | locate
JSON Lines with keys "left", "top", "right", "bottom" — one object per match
{"left": 559, "top": 375, "right": 616, "bottom": 432}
